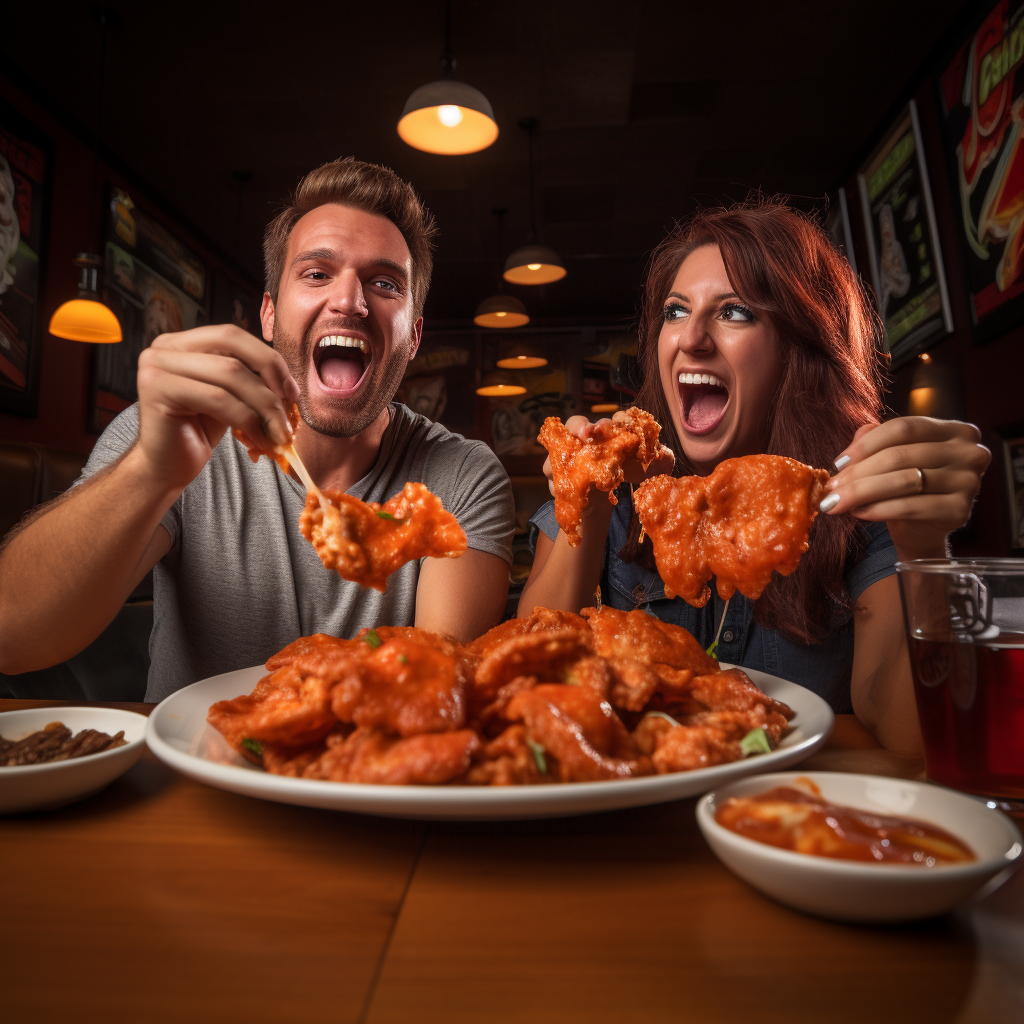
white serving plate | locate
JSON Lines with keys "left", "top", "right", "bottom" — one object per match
{"left": 696, "top": 771, "right": 1022, "bottom": 922}
{"left": 0, "top": 707, "right": 148, "bottom": 814}
{"left": 146, "top": 663, "right": 834, "bottom": 820}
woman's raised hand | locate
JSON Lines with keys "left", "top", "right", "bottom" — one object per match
{"left": 821, "top": 416, "right": 991, "bottom": 560}
{"left": 541, "top": 414, "right": 674, "bottom": 498}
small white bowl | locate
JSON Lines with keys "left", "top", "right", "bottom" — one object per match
{"left": 696, "top": 771, "right": 1022, "bottom": 922}
{"left": 0, "top": 707, "right": 148, "bottom": 813}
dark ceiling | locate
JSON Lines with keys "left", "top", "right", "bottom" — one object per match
{"left": 3, "top": 0, "right": 968, "bottom": 326}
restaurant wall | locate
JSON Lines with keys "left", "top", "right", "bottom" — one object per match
{"left": 841, "top": 77, "right": 1024, "bottom": 559}
{"left": 0, "top": 73, "right": 257, "bottom": 456}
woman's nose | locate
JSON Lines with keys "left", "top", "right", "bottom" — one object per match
{"left": 674, "top": 318, "right": 715, "bottom": 355}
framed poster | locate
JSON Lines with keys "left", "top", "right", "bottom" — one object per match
{"left": 91, "top": 187, "right": 207, "bottom": 432}
{"left": 997, "top": 423, "right": 1024, "bottom": 553}
{"left": 826, "top": 187, "right": 858, "bottom": 273}
{"left": 211, "top": 269, "right": 263, "bottom": 340}
{"left": 858, "top": 101, "right": 954, "bottom": 367}
{"left": 0, "top": 100, "right": 53, "bottom": 417}
{"left": 937, "top": 0, "right": 1024, "bottom": 343}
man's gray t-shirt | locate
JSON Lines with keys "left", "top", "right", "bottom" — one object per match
{"left": 81, "top": 403, "right": 515, "bottom": 702}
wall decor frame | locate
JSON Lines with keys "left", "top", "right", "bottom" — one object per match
{"left": 936, "top": 0, "right": 1024, "bottom": 344}
{"left": 997, "top": 421, "right": 1024, "bottom": 554}
{"left": 858, "top": 100, "right": 954, "bottom": 368}
{"left": 826, "top": 187, "right": 858, "bottom": 273}
{"left": 0, "top": 99, "right": 53, "bottom": 417}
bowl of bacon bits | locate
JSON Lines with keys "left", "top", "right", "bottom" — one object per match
{"left": 696, "top": 772, "right": 1022, "bottom": 922}
{"left": 0, "top": 707, "right": 148, "bottom": 813}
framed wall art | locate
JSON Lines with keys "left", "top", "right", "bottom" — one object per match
{"left": 0, "top": 99, "right": 53, "bottom": 417}
{"left": 858, "top": 100, "right": 954, "bottom": 367}
{"left": 91, "top": 187, "right": 207, "bottom": 432}
{"left": 937, "top": 0, "right": 1024, "bottom": 344}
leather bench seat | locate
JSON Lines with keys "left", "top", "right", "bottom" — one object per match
{"left": 0, "top": 441, "right": 152, "bottom": 701}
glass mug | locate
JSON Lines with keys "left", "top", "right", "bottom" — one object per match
{"left": 896, "top": 559, "right": 1024, "bottom": 812}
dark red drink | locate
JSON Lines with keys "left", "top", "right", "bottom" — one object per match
{"left": 908, "top": 632, "right": 1024, "bottom": 800}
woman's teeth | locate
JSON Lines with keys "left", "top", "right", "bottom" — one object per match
{"left": 678, "top": 372, "right": 726, "bottom": 388}
{"left": 319, "top": 335, "right": 369, "bottom": 355}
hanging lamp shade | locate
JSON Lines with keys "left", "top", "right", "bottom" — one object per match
{"left": 49, "top": 254, "right": 122, "bottom": 343}
{"left": 503, "top": 242, "right": 566, "bottom": 285}
{"left": 475, "top": 370, "right": 526, "bottom": 397}
{"left": 496, "top": 339, "right": 547, "bottom": 369}
{"left": 398, "top": 80, "right": 498, "bottom": 155}
{"left": 474, "top": 294, "right": 529, "bottom": 329}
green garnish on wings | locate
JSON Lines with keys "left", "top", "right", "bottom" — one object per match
{"left": 739, "top": 727, "right": 772, "bottom": 757}
{"left": 240, "top": 737, "right": 263, "bottom": 761}
{"left": 362, "top": 629, "right": 382, "bottom": 649}
{"left": 525, "top": 737, "right": 548, "bottom": 774}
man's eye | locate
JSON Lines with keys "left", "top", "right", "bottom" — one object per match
{"left": 662, "top": 303, "right": 688, "bottom": 322}
{"left": 305, "top": 269, "right": 328, "bottom": 281}
{"left": 372, "top": 278, "right": 400, "bottom": 292}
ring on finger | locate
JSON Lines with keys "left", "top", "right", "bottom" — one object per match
{"left": 915, "top": 467, "right": 925, "bottom": 493}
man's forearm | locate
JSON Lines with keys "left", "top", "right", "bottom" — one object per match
{"left": 0, "top": 447, "right": 179, "bottom": 672}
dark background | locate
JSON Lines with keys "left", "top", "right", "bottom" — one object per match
{"left": 0, "top": 0, "right": 1019, "bottom": 555}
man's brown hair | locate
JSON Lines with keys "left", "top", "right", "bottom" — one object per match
{"left": 264, "top": 157, "right": 437, "bottom": 318}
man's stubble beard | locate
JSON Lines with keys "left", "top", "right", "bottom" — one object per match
{"left": 273, "top": 321, "right": 413, "bottom": 439}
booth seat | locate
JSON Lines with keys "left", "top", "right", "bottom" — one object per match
{"left": 0, "top": 440, "right": 152, "bottom": 702}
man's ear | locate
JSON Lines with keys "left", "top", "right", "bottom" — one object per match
{"left": 409, "top": 316, "right": 423, "bottom": 361}
{"left": 260, "top": 293, "right": 275, "bottom": 344}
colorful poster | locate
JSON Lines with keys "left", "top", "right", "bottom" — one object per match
{"left": 858, "top": 101, "right": 954, "bottom": 366}
{"left": 0, "top": 103, "right": 51, "bottom": 416}
{"left": 939, "top": 0, "right": 1024, "bottom": 341}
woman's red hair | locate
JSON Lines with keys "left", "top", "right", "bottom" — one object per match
{"left": 631, "top": 199, "right": 885, "bottom": 644}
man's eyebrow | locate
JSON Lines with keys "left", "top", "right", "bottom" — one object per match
{"left": 291, "top": 249, "right": 409, "bottom": 281}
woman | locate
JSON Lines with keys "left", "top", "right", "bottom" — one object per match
{"left": 519, "top": 201, "right": 990, "bottom": 752}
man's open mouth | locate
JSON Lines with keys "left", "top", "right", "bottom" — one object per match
{"left": 678, "top": 371, "right": 729, "bottom": 434}
{"left": 314, "top": 335, "right": 371, "bottom": 392}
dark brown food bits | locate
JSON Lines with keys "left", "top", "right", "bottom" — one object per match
{"left": 0, "top": 722, "right": 128, "bottom": 766}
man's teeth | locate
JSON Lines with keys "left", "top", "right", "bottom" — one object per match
{"left": 318, "top": 335, "right": 369, "bottom": 355}
{"left": 678, "top": 372, "right": 726, "bottom": 388}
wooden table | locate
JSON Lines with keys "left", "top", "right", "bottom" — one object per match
{"left": 2, "top": 700, "right": 1021, "bottom": 1024}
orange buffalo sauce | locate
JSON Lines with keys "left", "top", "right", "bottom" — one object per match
{"left": 715, "top": 782, "right": 976, "bottom": 866}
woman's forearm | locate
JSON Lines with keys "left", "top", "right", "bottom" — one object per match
{"left": 519, "top": 502, "right": 614, "bottom": 616}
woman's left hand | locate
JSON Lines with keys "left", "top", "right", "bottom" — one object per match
{"left": 821, "top": 416, "right": 991, "bottom": 560}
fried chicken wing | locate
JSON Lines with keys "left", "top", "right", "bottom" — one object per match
{"left": 539, "top": 408, "right": 663, "bottom": 546}
{"left": 635, "top": 454, "right": 830, "bottom": 605}
{"left": 265, "top": 633, "right": 359, "bottom": 674}
{"left": 461, "top": 724, "right": 548, "bottom": 786}
{"left": 300, "top": 481, "right": 467, "bottom": 592}
{"left": 304, "top": 727, "right": 480, "bottom": 785}
{"left": 233, "top": 402, "right": 303, "bottom": 473}
{"left": 504, "top": 683, "right": 652, "bottom": 781}
{"left": 473, "top": 629, "right": 594, "bottom": 701}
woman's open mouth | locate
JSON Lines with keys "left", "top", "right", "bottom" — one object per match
{"left": 678, "top": 371, "right": 729, "bottom": 435}
{"left": 313, "top": 335, "right": 371, "bottom": 394}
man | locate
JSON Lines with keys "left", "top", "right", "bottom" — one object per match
{"left": 0, "top": 158, "right": 515, "bottom": 701}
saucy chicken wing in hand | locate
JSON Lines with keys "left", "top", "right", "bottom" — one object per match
{"left": 634, "top": 454, "right": 830, "bottom": 606}
{"left": 539, "top": 408, "right": 665, "bottom": 546}
{"left": 235, "top": 404, "right": 466, "bottom": 591}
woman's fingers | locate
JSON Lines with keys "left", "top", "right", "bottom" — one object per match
{"left": 821, "top": 466, "right": 981, "bottom": 517}
{"left": 830, "top": 438, "right": 989, "bottom": 488}
{"left": 542, "top": 455, "right": 555, "bottom": 497}
{"left": 835, "top": 416, "right": 981, "bottom": 467}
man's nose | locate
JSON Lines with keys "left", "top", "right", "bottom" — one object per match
{"left": 327, "top": 269, "right": 368, "bottom": 318}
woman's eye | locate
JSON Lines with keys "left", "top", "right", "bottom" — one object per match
{"left": 662, "top": 303, "right": 688, "bottom": 322}
{"left": 720, "top": 303, "right": 754, "bottom": 322}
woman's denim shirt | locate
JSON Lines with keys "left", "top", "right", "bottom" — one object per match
{"left": 529, "top": 486, "right": 898, "bottom": 713}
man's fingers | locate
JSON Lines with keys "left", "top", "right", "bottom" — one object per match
{"left": 150, "top": 324, "right": 299, "bottom": 405}
{"left": 143, "top": 372, "right": 279, "bottom": 452}
{"left": 138, "top": 347, "right": 292, "bottom": 446}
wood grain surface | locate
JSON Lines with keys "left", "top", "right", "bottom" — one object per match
{"left": 2, "top": 703, "right": 1021, "bottom": 1024}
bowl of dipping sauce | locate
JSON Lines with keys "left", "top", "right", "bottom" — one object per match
{"left": 696, "top": 772, "right": 1022, "bottom": 922}
{"left": 0, "top": 707, "right": 148, "bottom": 813}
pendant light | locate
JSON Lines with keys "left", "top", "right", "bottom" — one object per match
{"left": 398, "top": 0, "right": 498, "bottom": 156}
{"left": 475, "top": 371, "right": 526, "bottom": 397}
{"left": 504, "top": 118, "right": 566, "bottom": 285}
{"left": 474, "top": 208, "right": 530, "bottom": 328}
{"left": 496, "top": 340, "right": 547, "bottom": 369}
{"left": 49, "top": 7, "right": 121, "bottom": 344}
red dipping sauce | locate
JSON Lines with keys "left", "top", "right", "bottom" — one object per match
{"left": 715, "top": 782, "right": 976, "bottom": 866}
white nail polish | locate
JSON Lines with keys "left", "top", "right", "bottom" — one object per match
{"left": 819, "top": 493, "right": 840, "bottom": 513}
{"left": 834, "top": 455, "right": 851, "bottom": 470}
